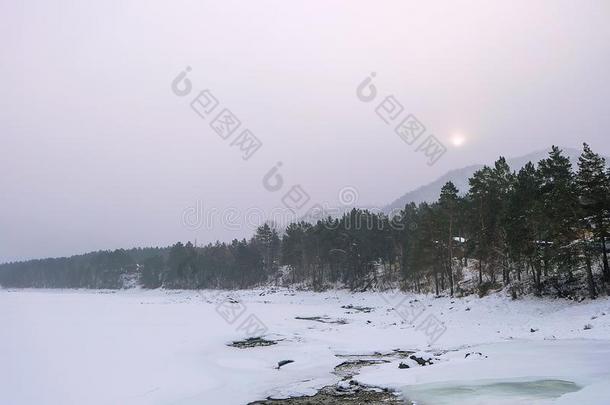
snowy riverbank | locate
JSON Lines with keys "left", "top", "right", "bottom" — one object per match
{"left": 1, "top": 288, "right": 609, "bottom": 404}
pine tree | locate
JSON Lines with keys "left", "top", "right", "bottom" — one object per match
{"left": 506, "top": 162, "right": 543, "bottom": 289}
{"left": 468, "top": 166, "right": 495, "bottom": 285}
{"left": 255, "top": 224, "right": 276, "bottom": 277}
{"left": 538, "top": 146, "right": 580, "bottom": 281}
{"left": 411, "top": 203, "right": 439, "bottom": 294}
{"left": 141, "top": 255, "right": 164, "bottom": 288}
{"left": 490, "top": 157, "right": 515, "bottom": 284}
{"left": 438, "top": 181, "right": 460, "bottom": 296}
{"left": 281, "top": 222, "right": 311, "bottom": 283}
{"left": 394, "top": 203, "right": 418, "bottom": 284}
{"left": 576, "top": 143, "right": 610, "bottom": 286}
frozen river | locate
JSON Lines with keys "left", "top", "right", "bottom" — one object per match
{"left": 1, "top": 288, "right": 609, "bottom": 404}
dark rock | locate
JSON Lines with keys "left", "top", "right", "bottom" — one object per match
{"left": 248, "top": 384, "right": 403, "bottom": 404}
{"left": 295, "top": 316, "right": 348, "bottom": 325}
{"left": 277, "top": 360, "right": 294, "bottom": 369}
{"left": 229, "top": 337, "right": 277, "bottom": 349}
{"left": 465, "top": 352, "right": 487, "bottom": 359}
{"left": 409, "top": 355, "right": 433, "bottom": 366}
{"left": 341, "top": 305, "right": 373, "bottom": 313}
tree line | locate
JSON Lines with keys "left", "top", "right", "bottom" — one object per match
{"left": 1, "top": 144, "right": 608, "bottom": 297}
{"left": 0, "top": 248, "right": 165, "bottom": 289}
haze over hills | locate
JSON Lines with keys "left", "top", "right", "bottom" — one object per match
{"left": 381, "top": 146, "right": 600, "bottom": 214}
{"left": 303, "top": 146, "right": 605, "bottom": 221}
{"left": 2, "top": 146, "right": 606, "bottom": 265}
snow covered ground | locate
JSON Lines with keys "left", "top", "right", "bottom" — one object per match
{"left": 1, "top": 288, "right": 609, "bottom": 404}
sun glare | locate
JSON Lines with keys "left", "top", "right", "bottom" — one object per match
{"left": 451, "top": 133, "right": 466, "bottom": 147}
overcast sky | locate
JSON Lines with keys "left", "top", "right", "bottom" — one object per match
{"left": 1, "top": 0, "right": 609, "bottom": 262}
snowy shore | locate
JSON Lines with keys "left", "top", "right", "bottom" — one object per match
{"left": 1, "top": 288, "right": 609, "bottom": 404}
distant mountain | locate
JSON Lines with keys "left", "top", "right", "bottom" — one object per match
{"left": 382, "top": 147, "right": 593, "bottom": 213}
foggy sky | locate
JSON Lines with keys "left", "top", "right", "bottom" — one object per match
{"left": 1, "top": 0, "right": 609, "bottom": 263}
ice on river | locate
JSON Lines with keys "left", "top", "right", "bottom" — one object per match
{"left": 1, "top": 288, "right": 609, "bottom": 404}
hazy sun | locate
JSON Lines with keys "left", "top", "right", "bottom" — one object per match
{"left": 450, "top": 133, "right": 466, "bottom": 147}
